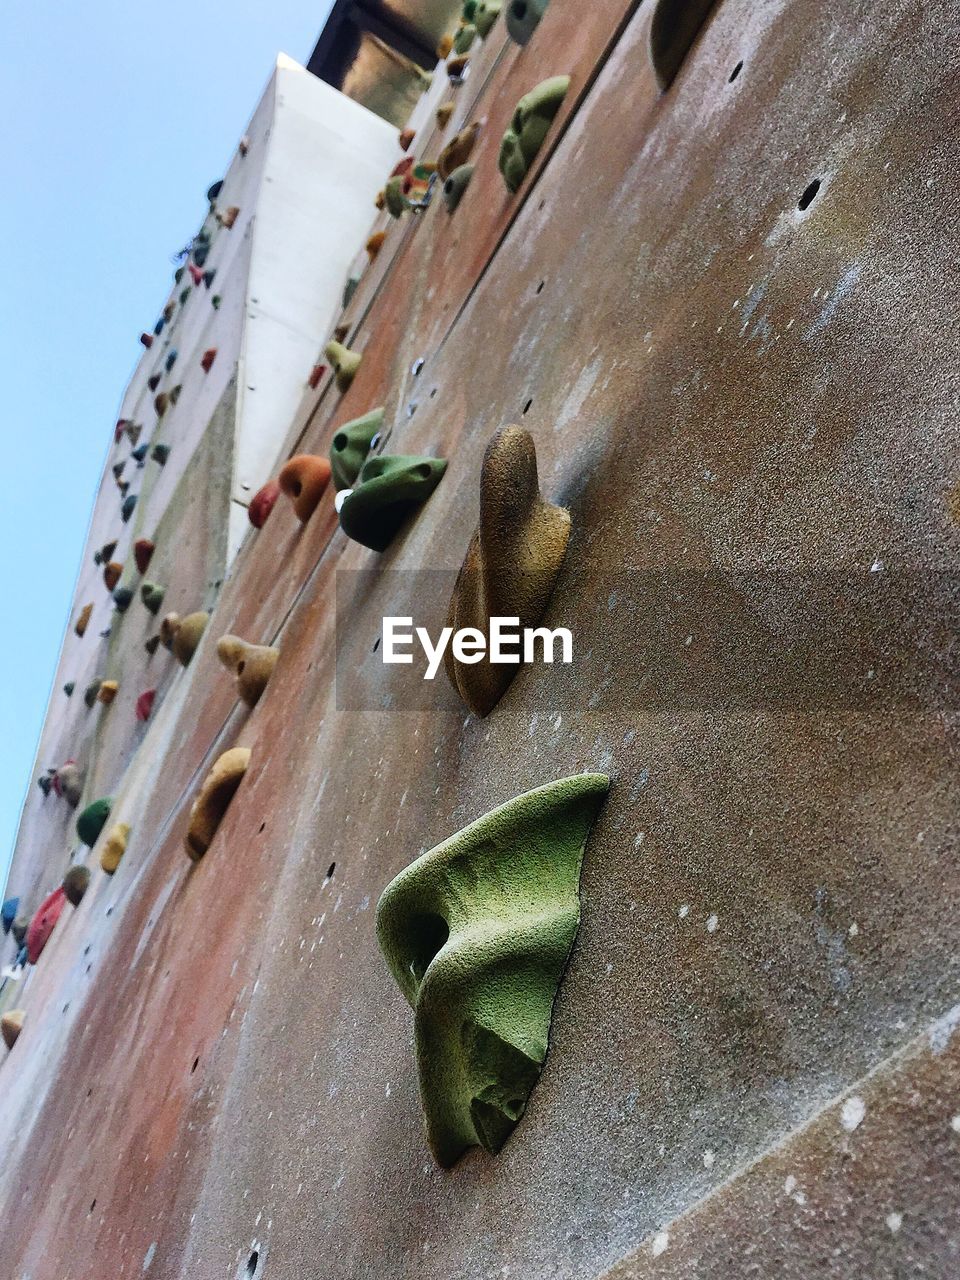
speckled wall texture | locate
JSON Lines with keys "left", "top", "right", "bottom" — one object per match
{"left": 0, "top": 0, "right": 958, "bottom": 1277}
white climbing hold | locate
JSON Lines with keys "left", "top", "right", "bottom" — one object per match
{"left": 841, "top": 1096, "right": 866, "bottom": 1131}
{"left": 651, "top": 1231, "right": 670, "bottom": 1258}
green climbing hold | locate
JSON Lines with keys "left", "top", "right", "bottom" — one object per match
{"left": 475, "top": 0, "right": 502, "bottom": 38}
{"left": 454, "top": 22, "right": 477, "bottom": 52}
{"left": 462, "top": 0, "right": 478, "bottom": 21}
{"left": 443, "top": 164, "right": 475, "bottom": 212}
{"left": 338, "top": 455, "right": 446, "bottom": 552}
{"left": 211, "top": 295, "right": 222, "bottom": 310}
{"left": 77, "top": 797, "right": 113, "bottom": 847}
{"left": 330, "top": 407, "right": 384, "bottom": 491}
{"left": 506, "top": 0, "right": 549, "bottom": 45}
{"left": 140, "top": 582, "right": 165, "bottom": 615}
{"left": 342, "top": 275, "right": 360, "bottom": 310}
{"left": 499, "top": 76, "right": 570, "bottom": 193}
{"left": 376, "top": 772, "right": 609, "bottom": 1166}
{"left": 179, "top": 287, "right": 191, "bottom": 306}
{"left": 151, "top": 443, "right": 170, "bottom": 465}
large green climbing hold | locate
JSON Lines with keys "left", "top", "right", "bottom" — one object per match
{"left": 338, "top": 455, "right": 446, "bottom": 552}
{"left": 77, "top": 797, "right": 113, "bottom": 847}
{"left": 330, "top": 407, "right": 384, "bottom": 491}
{"left": 498, "top": 76, "right": 570, "bottom": 193}
{"left": 453, "top": 22, "right": 477, "bottom": 53}
{"left": 506, "top": 0, "right": 550, "bottom": 45}
{"left": 376, "top": 772, "right": 609, "bottom": 1167}
{"left": 475, "top": 0, "right": 502, "bottom": 38}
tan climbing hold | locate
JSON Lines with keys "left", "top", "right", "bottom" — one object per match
{"left": 160, "top": 612, "right": 181, "bottom": 651}
{"left": 366, "top": 230, "right": 386, "bottom": 261}
{"left": 436, "top": 102, "right": 455, "bottom": 129}
{"left": 185, "top": 747, "right": 251, "bottom": 861}
{"left": 278, "top": 455, "right": 332, "bottom": 522}
{"left": 217, "top": 635, "right": 280, "bottom": 708}
{"left": 100, "top": 822, "right": 131, "bottom": 875}
{"left": 437, "top": 122, "right": 481, "bottom": 180}
{"left": 97, "top": 680, "right": 119, "bottom": 705}
{"left": 1, "top": 1010, "right": 24, "bottom": 1049}
{"left": 103, "top": 561, "right": 123, "bottom": 591}
{"left": 173, "top": 612, "right": 210, "bottom": 667}
{"left": 398, "top": 126, "right": 416, "bottom": 150}
{"left": 75, "top": 603, "right": 93, "bottom": 637}
{"left": 444, "top": 425, "right": 571, "bottom": 716}
{"left": 63, "top": 864, "right": 91, "bottom": 907}
{"left": 324, "top": 341, "right": 361, "bottom": 392}
{"left": 436, "top": 33, "right": 454, "bottom": 58}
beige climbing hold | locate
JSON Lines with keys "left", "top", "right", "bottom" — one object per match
{"left": 173, "top": 612, "right": 209, "bottom": 667}
{"left": 100, "top": 822, "right": 131, "bottom": 875}
{"left": 97, "top": 680, "right": 119, "bottom": 705}
{"left": 324, "top": 341, "right": 362, "bottom": 392}
{"left": 75, "top": 603, "right": 93, "bottom": 637}
{"left": 217, "top": 636, "right": 280, "bottom": 708}
{"left": 436, "top": 102, "right": 455, "bottom": 129}
{"left": 185, "top": 747, "right": 251, "bottom": 861}
{"left": 160, "top": 612, "right": 180, "bottom": 651}
{"left": 437, "top": 122, "right": 481, "bottom": 180}
{"left": 1, "top": 1010, "right": 24, "bottom": 1049}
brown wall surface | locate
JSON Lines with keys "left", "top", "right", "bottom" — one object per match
{"left": 1, "top": 1, "right": 958, "bottom": 1277}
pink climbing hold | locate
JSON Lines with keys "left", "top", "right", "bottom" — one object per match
{"left": 26, "top": 887, "right": 67, "bottom": 964}
{"left": 248, "top": 479, "right": 280, "bottom": 529}
{"left": 189, "top": 263, "right": 204, "bottom": 286}
{"left": 136, "top": 689, "right": 156, "bottom": 722}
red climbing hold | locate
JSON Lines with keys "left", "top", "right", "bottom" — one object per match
{"left": 188, "top": 263, "right": 204, "bottom": 286}
{"left": 201, "top": 347, "right": 217, "bottom": 373}
{"left": 134, "top": 538, "right": 155, "bottom": 573}
{"left": 248, "top": 479, "right": 280, "bottom": 529}
{"left": 136, "top": 688, "right": 156, "bottom": 722}
{"left": 115, "top": 419, "right": 129, "bottom": 443}
{"left": 140, "top": 333, "right": 154, "bottom": 349}
{"left": 26, "top": 887, "right": 67, "bottom": 964}
{"left": 308, "top": 363, "right": 326, "bottom": 390}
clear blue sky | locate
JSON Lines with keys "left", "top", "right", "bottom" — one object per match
{"left": 0, "top": 2, "right": 334, "bottom": 893}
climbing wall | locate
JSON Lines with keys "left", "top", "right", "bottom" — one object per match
{"left": 2, "top": 1, "right": 959, "bottom": 1278}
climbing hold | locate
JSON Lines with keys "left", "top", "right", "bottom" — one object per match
{"left": 12, "top": 916, "right": 27, "bottom": 946}
{"left": 149, "top": 369, "right": 162, "bottom": 389}
{"left": 462, "top": 0, "right": 478, "bottom": 19}
{"left": 278, "top": 455, "right": 333, "bottom": 523}
{"left": 184, "top": 747, "right": 251, "bottom": 861}
{"left": 144, "top": 635, "right": 161, "bottom": 656}
{"left": 376, "top": 772, "right": 609, "bottom": 1166}
{"left": 506, "top": 0, "right": 549, "bottom": 44}
{"left": 153, "top": 317, "right": 165, "bottom": 336}
{"left": 437, "top": 33, "right": 454, "bottom": 58}
{"left": 125, "top": 422, "right": 142, "bottom": 445}
{"left": 77, "top": 797, "right": 112, "bottom": 847}
{"left": 75, "top": 603, "right": 93, "bottom": 637}
{"left": 154, "top": 391, "right": 169, "bottom": 418}
{"left": 342, "top": 275, "right": 360, "bottom": 310}
{"left": 339, "top": 455, "right": 447, "bottom": 552}
{"left": 173, "top": 612, "right": 209, "bottom": 667}
{"left": 325, "top": 341, "right": 362, "bottom": 392}
{"left": 211, "top": 294, "right": 222, "bottom": 309}
{"left": 97, "top": 680, "right": 119, "bottom": 705}
{"left": 103, "top": 561, "right": 123, "bottom": 591}
{"left": 101, "top": 540, "right": 118, "bottom": 563}
{"left": 63, "top": 681, "right": 75, "bottom": 697}
{"left": 203, "top": 269, "right": 216, "bottom": 289}
{"left": 56, "top": 760, "right": 84, "bottom": 807}
{"left": 121, "top": 494, "right": 137, "bottom": 524}
{"left": 26, "top": 887, "right": 66, "bottom": 962}
{"left": 443, "top": 164, "right": 475, "bottom": 212}
{"left": 438, "top": 122, "right": 480, "bottom": 180}
{"left": 100, "top": 822, "right": 131, "bottom": 875}
{"left": 454, "top": 23, "right": 476, "bottom": 53}
{"left": 436, "top": 102, "right": 455, "bottom": 129}
{"left": 112, "top": 461, "right": 126, "bottom": 482}
{"left": 398, "top": 127, "right": 416, "bottom": 151}
{"left": 117, "top": 480, "right": 130, "bottom": 497}
{"left": 169, "top": 384, "right": 182, "bottom": 405}
{"left": 113, "top": 585, "right": 134, "bottom": 612}
{"left": 114, "top": 419, "right": 129, "bottom": 443}
{"left": 139, "top": 332, "right": 153, "bottom": 349}
{"left": 217, "top": 635, "right": 280, "bottom": 708}
{"left": 140, "top": 582, "right": 165, "bottom": 615}
{"left": 1, "top": 1010, "right": 24, "bottom": 1049}
{"left": 165, "top": 349, "right": 178, "bottom": 372}
{"left": 188, "top": 263, "right": 204, "bottom": 286}
{"left": 366, "top": 230, "right": 386, "bottom": 262}
{"left": 83, "top": 680, "right": 102, "bottom": 709}
{"left": 649, "top": 0, "right": 717, "bottom": 90}
{"left": 175, "top": 266, "right": 185, "bottom": 284}
{"left": 163, "top": 301, "right": 176, "bottom": 323}
{"left": 37, "top": 774, "right": 52, "bottom": 797}
{"left": 160, "top": 612, "right": 181, "bottom": 651}
{"left": 1, "top": 898, "right": 18, "bottom": 934}
{"left": 200, "top": 347, "right": 217, "bottom": 373}
{"left": 63, "top": 865, "right": 90, "bottom": 907}
{"left": 135, "top": 688, "right": 156, "bottom": 722}
{"left": 248, "top": 479, "right": 280, "bottom": 529}
{"left": 151, "top": 443, "right": 170, "bottom": 465}
{"left": 475, "top": 0, "right": 502, "bottom": 36}
{"left": 330, "top": 407, "right": 385, "bottom": 491}
{"left": 333, "top": 322, "right": 350, "bottom": 343}
{"left": 384, "top": 176, "right": 409, "bottom": 219}
{"left": 133, "top": 538, "right": 155, "bottom": 573}
{"left": 131, "top": 443, "right": 149, "bottom": 464}
{"left": 499, "top": 76, "right": 570, "bottom": 193}
{"left": 218, "top": 206, "right": 240, "bottom": 229}
{"left": 179, "top": 287, "right": 191, "bottom": 307}
{"left": 307, "top": 363, "right": 326, "bottom": 390}
{"left": 447, "top": 54, "right": 470, "bottom": 81}
{"left": 239, "top": 134, "right": 250, "bottom": 157}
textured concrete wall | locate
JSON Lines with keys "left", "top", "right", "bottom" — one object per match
{"left": 1, "top": 1, "right": 958, "bottom": 1277}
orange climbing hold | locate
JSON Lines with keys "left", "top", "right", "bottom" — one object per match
{"left": 278, "top": 455, "right": 332, "bottom": 522}
{"left": 75, "top": 603, "right": 93, "bottom": 637}
{"left": 97, "top": 680, "right": 119, "bottom": 705}
{"left": 366, "top": 231, "right": 386, "bottom": 261}
{"left": 103, "top": 561, "right": 123, "bottom": 591}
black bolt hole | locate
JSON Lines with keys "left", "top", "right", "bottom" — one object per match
{"left": 535, "top": 280, "right": 545, "bottom": 294}
{"left": 537, "top": 199, "right": 545, "bottom": 211}
{"left": 429, "top": 387, "right": 437, "bottom": 398}
{"left": 258, "top": 822, "right": 266, "bottom": 834}
{"left": 327, "top": 862, "right": 336, "bottom": 878}
{"left": 90, "top": 1199, "right": 97, "bottom": 1213}
{"left": 522, "top": 398, "right": 533, "bottom": 415}
{"left": 245, "top": 1252, "right": 260, "bottom": 1278}
{"left": 798, "top": 178, "right": 821, "bottom": 211}
{"left": 373, "top": 637, "right": 381, "bottom": 652}
{"left": 191, "top": 1056, "right": 200, "bottom": 1074}
{"left": 728, "top": 60, "right": 743, "bottom": 82}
